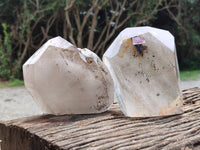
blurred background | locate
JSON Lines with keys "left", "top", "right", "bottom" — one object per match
{"left": 0, "top": 0, "right": 199, "bottom": 121}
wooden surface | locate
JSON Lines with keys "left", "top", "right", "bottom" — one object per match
{"left": 0, "top": 87, "right": 200, "bottom": 150}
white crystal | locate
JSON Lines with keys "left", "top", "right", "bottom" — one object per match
{"left": 23, "top": 36, "right": 114, "bottom": 114}
{"left": 103, "top": 27, "right": 183, "bottom": 117}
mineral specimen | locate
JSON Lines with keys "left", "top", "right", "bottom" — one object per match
{"left": 103, "top": 27, "right": 182, "bottom": 117}
{"left": 23, "top": 37, "right": 114, "bottom": 114}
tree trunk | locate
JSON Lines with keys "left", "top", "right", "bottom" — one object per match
{"left": 0, "top": 87, "right": 200, "bottom": 150}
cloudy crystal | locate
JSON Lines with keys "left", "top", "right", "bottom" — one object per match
{"left": 103, "top": 27, "right": 183, "bottom": 117}
{"left": 23, "top": 36, "right": 114, "bottom": 114}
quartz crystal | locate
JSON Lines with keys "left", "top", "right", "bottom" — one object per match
{"left": 103, "top": 27, "right": 183, "bottom": 117}
{"left": 23, "top": 36, "right": 114, "bottom": 114}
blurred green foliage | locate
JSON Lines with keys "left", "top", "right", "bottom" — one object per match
{"left": 152, "top": 0, "right": 200, "bottom": 70}
{"left": 0, "top": 23, "right": 13, "bottom": 79}
{"left": 0, "top": 0, "right": 199, "bottom": 80}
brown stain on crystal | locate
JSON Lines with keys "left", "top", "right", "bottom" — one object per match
{"left": 60, "top": 52, "right": 68, "bottom": 66}
{"left": 94, "top": 97, "right": 107, "bottom": 111}
{"left": 117, "top": 38, "right": 148, "bottom": 58}
{"left": 86, "top": 57, "right": 93, "bottom": 64}
{"left": 117, "top": 38, "right": 132, "bottom": 58}
{"left": 60, "top": 52, "right": 65, "bottom": 59}
{"left": 117, "top": 54, "right": 124, "bottom": 58}
{"left": 126, "top": 38, "right": 132, "bottom": 42}
{"left": 158, "top": 98, "right": 183, "bottom": 115}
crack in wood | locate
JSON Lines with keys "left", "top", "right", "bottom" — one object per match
{"left": 0, "top": 87, "right": 200, "bottom": 150}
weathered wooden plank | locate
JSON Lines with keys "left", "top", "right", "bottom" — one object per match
{"left": 0, "top": 87, "right": 200, "bottom": 150}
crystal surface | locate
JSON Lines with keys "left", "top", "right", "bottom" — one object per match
{"left": 103, "top": 27, "right": 182, "bottom": 117}
{"left": 23, "top": 36, "right": 114, "bottom": 114}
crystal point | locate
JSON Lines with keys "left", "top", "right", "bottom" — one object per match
{"left": 103, "top": 27, "right": 182, "bottom": 117}
{"left": 23, "top": 37, "right": 114, "bottom": 114}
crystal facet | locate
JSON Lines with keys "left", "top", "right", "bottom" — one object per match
{"left": 23, "top": 36, "right": 114, "bottom": 114}
{"left": 103, "top": 27, "right": 182, "bottom": 117}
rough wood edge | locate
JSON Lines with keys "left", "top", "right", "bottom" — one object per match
{"left": 0, "top": 87, "right": 200, "bottom": 150}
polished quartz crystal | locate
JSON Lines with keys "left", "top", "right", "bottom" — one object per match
{"left": 103, "top": 27, "right": 182, "bottom": 117}
{"left": 23, "top": 36, "right": 114, "bottom": 114}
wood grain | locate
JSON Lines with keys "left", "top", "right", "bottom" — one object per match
{"left": 0, "top": 87, "right": 200, "bottom": 150}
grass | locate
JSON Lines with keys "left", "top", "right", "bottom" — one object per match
{"left": 180, "top": 70, "right": 200, "bottom": 81}
{"left": 0, "top": 79, "right": 24, "bottom": 88}
{"left": 7, "top": 79, "right": 24, "bottom": 87}
{"left": 0, "top": 84, "right": 5, "bottom": 88}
